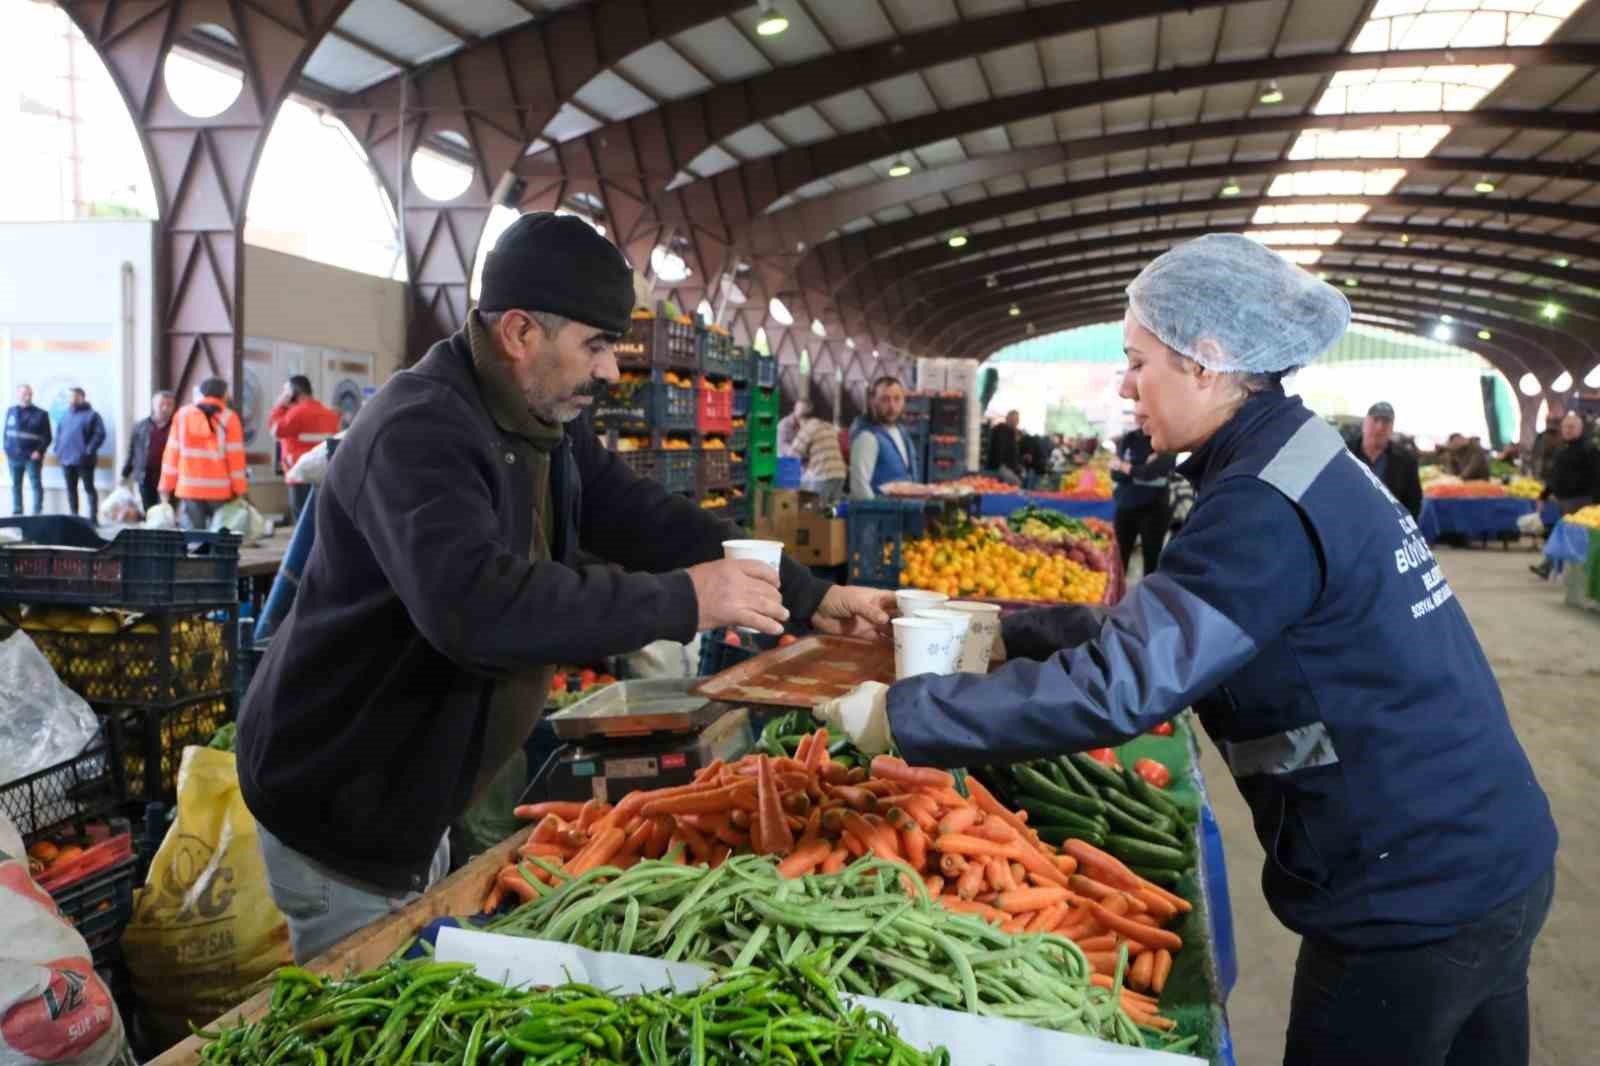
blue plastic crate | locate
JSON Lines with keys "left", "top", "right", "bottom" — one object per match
{"left": 729, "top": 347, "right": 750, "bottom": 383}
{"left": 732, "top": 384, "right": 750, "bottom": 417}
{"left": 929, "top": 436, "right": 966, "bottom": 462}
{"left": 903, "top": 394, "right": 932, "bottom": 419}
{"left": 659, "top": 450, "right": 698, "bottom": 493}
{"left": 652, "top": 382, "right": 697, "bottom": 432}
{"left": 728, "top": 426, "right": 749, "bottom": 451}
{"left": 750, "top": 352, "right": 778, "bottom": 389}
{"left": 775, "top": 456, "right": 803, "bottom": 488}
{"left": 846, "top": 497, "right": 978, "bottom": 588}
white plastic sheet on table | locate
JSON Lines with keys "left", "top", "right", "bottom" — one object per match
{"left": 435, "top": 927, "right": 1205, "bottom": 1066}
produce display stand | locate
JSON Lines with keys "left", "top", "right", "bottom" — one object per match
{"left": 1417, "top": 496, "right": 1534, "bottom": 544}
{"left": 147, "top": 824, "right": 535, "bottom": 1066}
{"left": 1543, "top": 520, "right": 1600, "bottom": 613}
{"left": 976, "top": 492, "right": 1116, "bottom": 522}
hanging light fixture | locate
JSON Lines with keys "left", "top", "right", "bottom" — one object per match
{"left": 1008, "top": 304, "right": 1020, "bottom": 317}
{"left": 755, "top": 0, "right": 789, "bottom": 36}
{"left": 1553, "top": 257, "right": 1571, "bottom": 268}
{"left": 1477, "top": 329, "right": 1493, "bottom": 340}
{"left": 1344, "top": 278, "right": 1359, "bottom": 288}
{"left": 1433, "top": 324, "right": 1453, "bottom": 343}
{"left": 1220, "top": 180, "right": 1242, "bottom": 197}
{"left": 887, "top": 160, "right": 912, "bottom": 178}
{"left": 1473, "top": 177, "right": 1496, "bottom": 194}
{"left": 1541, "top": 302, "right": 1561, "bottom": 320}
{"left": 947, "top": 232, "right": 968, "bottom": 249}
{"left": 1258, "top": 80, "right": 1284, "bottom": 105}
{"left": 1400, "top": 233, "right": 1410, "bottom": 245}
{"left": 1441, "top": 314, "right": 1454, "bottom": 323}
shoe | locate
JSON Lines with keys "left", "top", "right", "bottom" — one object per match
{"left": 1529, "top": 561, "right": 1552, "bottom": 579}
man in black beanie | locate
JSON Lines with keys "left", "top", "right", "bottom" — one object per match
{"left": 237, "top": 212, "right": 895, "bottom": 961}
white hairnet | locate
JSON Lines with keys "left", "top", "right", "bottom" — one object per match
{"left": 1125, "top": 234, "right": 1351, "bottom": 373}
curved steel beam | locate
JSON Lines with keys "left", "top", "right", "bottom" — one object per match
{"left": 884, "top": 221, "right": 1600, "bottom": 334}
{"left": 832, "top": 192, "right": 1600, "bottom": 315}
{"left": 743, "top": 44, "right": 1600, "bottom": 213}
{"left": 942, "top": 281, "right": 1592, "bottom": 378}
{"left": 754, "top": 108, "right": 1600, "bottom": 254}
{"left": 907, "top": 243, "right": 1600, "bottom": 349}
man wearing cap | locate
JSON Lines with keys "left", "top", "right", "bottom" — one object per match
{"left": 1347, "top": 402, "right": 1422, "bottom": 519}
{"left": 238, "top": 213, "right": 895, "bottom": 961}
{"left": 822, "top": 235, "right": 1554, "bottom": 1064}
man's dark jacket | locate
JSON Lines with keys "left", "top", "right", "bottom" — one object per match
{"left": 1546, "top": 437, "right": 1600, "bottom": 501}
{"left": 988, "top": 424, "right": 1021, "bottom": 471}
{"left": 239, "top": 330, "right": 831, "bottom": 893}
{"left": 1346, "top": 436, "right": 1423, "bottom": 519}
{"left": 121, "top": 416, "right": 170, "bottom": 488}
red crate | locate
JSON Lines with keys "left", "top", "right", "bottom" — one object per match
{"left": 696, "top": 379, "right": 734, "bottom": 435}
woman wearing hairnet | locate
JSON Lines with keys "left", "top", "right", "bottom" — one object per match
{"left": 820, "top": 235, "right": 1555, "bottom": 1066}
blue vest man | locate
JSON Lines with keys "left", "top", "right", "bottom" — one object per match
{"left": 848, "top": 376, "right": 919, "bottom": 498}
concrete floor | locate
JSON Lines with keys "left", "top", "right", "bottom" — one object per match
{"left": 1200, "top": 544, "right": 1600, "bottom": 1066}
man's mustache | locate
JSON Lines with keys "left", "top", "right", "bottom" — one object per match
{"left": 574, "top": 379, "right": 607, "bottom": 398}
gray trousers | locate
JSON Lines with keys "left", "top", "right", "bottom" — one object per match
{"left": 258, "top": 823, "right": 450, "bottom": 963}
{"left": 180, "top": 497, "right": 222, "bottom": 531}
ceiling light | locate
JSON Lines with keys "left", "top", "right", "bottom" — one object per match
{"left": 1258, "top": 81, "right": 1284, "bottom": 105}
{"left": 1220, "top": 180, "right": 1241, "bottom": 197}
{"left": 1477, "top": 329, "right": 1493, "bottom": 340}
{"left": 755, "top": 0, "right": 789, "bottom": 36}
{"left": 1553, "top": 257, "right": 1570, "bottom": 268}
{"left": 947, "top": 233, "right": 968, "bottom": 249}
{"left": 1473, "top": 179, "right": 1496, "bottom": 194}
{"left": 887, "top": 160, "right": 912, "bottom": 178}
{"left": 986, "top": 275, "right": 997, "bottom": 288}
{"left": 1541, "top": 302, "right": 1561, "bottom": 320}
{"left": 1344, "top": 278, "right": 1359, "bottom": 288}
{"left": 1518, "top": 372, "right": 1541, "bottom": 397}
{"left": 1008, "top": 304, "right": 1020, "bottom": 317}
{"left": 1433, "top": 325, "right": 1453, "bottom": 342}
{"left": 1400, "top": 233, "right": 1410, "bottom": 244}
{"left": 1552, "top": 372, "right": 1573, "bottom": 393}
{"left": 1441, "top": 314, "right": 1453, "bottom": 323}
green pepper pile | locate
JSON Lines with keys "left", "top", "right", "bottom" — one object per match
{"left": 197, "top": 955, "right": 948, "bottom": 1065}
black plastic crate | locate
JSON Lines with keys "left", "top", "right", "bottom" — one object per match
{"left": 846, "top": 497, "right": 979, "bottom": 588}
{"left": 750, "top": 351, "right": 778, "bottom": 389}
{"left": 0, "top": 518, "right": 239, "bottom": 609}
{"left": 903, "top": 393, "right": 933, "bottom": 419}
{"left": 111, "top": 693, "right": 235, "bottom": 802}
{"left": 659, "top": 451, "right": 698, "bottom": 494}
{"left": 929, "top": 458, "right": 965, "bottom": 482}
{"left": 929, "top": 436, "right": 966, "bottom": 462}
{"left": 728, "top": 425, "right": 749, "bottom": 451}
{"left": 0, "top": 606, "right": 235, "bottom": 706}
{"left": 728, "top": 346, "right": 750, "bottom": 383}
{"left": 615, "top": 312, "right": 699, "bottom": 372}
{"left": 0, "top": 734, "right": 122, "bottom": 842}
{"left": 53, "top": 855, "right": 138, "bottom": 956}
{"left": 699, "top": 448, "right": 732, "bottom": 491}
{"left": 592, "top": 373, "right": 656, "bottom": 430}
{"left": 616, "top": 448, "right": 658, "bottom": 481}
{"left": 732, "top": 383, "right": 751, "bottom": 418}
{"left": 697, "top": 327, "right": 741, "bottom": 378}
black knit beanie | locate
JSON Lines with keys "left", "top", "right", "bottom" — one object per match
{"left": 478, "top": 212, "right": 635, "bottom": 335}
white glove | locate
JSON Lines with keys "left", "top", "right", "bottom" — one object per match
{"left": 815, "top": 681, "right": 893, "bottom": 756}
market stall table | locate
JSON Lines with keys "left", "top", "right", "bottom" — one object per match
{"left": 1417, "top": 497, "right": 1534, "bottom": 544}
{"left": 978, "top": 492, "right": 1116, "bottom": 521}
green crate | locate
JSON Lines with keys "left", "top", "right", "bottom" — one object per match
{"left": 749, "top": 386, "right": 780, "bottom": 420}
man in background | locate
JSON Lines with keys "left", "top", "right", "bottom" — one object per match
{"left": 791, "top": 406, "right": 848, "bottom": 505}
{"left": 987, "top": 409, "right": 1023, "bottom": 486}
{"left": 160, "top": 377, "right": 248, "bottom": 530}
{"left": 777, "top": 398, "right": 809, "bottom": 458}
{"left": 269, "top": 375, "right": 341, "bottom": 523}
{"left": 1445, "top": 432, "right": 1491, "bottom": 481}
{"left": 849, "top": 376, "right": 919, "bottom": 499}
{"left": 1527, "top": 404, "right": 1565, "bottom": 482}
{"left": 122, "top": 390, "right": 175, "bottom": 512}
{"left": 1347, "top": 401, "right": 1422, "bottom": 519}
{"left": 4, "top": 384, "right": 50, "bottom": 516}
{"left": 55, "top": 387, "right": 107, "bottom": 520}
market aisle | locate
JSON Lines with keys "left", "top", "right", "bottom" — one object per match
{"left": 1196, "top": 546, "right": 1600, "bottom": 1066}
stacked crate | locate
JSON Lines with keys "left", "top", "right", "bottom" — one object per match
{"left": 926, "top": 395, "right": 969, "bottom": 483}
{"left": 746, "top": 349, "right": 780, "bottom": 521}
{"left": 695, "top": 325, "right": 740, "bottom": 518}
{"left": 597, "top": 305, "right": 703, "bottom": 499}
{"left": 901, "top": 393, "right": 931, "bottom": 484}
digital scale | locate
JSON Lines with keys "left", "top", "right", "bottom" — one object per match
{"left": 522, "top": 679, "right": 755, "bottom": 806}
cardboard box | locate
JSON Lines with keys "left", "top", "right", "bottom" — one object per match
{"left": 752, "top": 487, "right": 847, "bottom": 566}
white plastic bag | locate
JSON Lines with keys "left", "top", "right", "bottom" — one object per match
{"left": 0, "top": 813, "right": 132, "bottom": 1066}
{"left": 208, "top": 499, "right": 269, "bottom": 541}
{"left": 0, "top": 633, "right": 101, "bottom": 806}
{"left": 285, "top": 440, "right": 331, "bottom": 485}
{"left": 1516, "top": 511, "right": 1544, "bottom": 535}
{"left": 96, "top": 485, "right": 142, "bottom": 526}
{"left": 142, "top": 503, "right": 177, "bottom": 530}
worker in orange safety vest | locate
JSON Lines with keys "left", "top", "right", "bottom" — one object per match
{"left": 159, "top": 376, "right": 248, "bottom": 530}
{"left": 269, "top": 374, "right": 341, "bottom": 524}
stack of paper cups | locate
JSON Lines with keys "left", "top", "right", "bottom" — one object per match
{"left": 891, "top": 617, "right": 956, "bottom": 680}
{"left": 911, "top": 608, "right": 972, "bottom": 674}
{"left": 943, "top": 601, "right": 1003, "bottom": 673}
{"left": 895, "top": 589, "right": 949, "bottom": 616}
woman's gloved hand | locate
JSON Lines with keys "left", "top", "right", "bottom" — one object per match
{"left": 815, "top": 681, "right": 893, "bottom": 755}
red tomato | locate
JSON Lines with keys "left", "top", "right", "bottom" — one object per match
{"left": 1134, "top": 757, "right": 1172, "bottom": 790}
{"left": 549, "top": 672, "right": 567, "bottom": 692}
{"left": 1147, "top": 721, "right": 1175, "bottom": 737}
{"left": 597, "top": 674, "right": 617, "bottom": 685}
{"left": 1086, "top": 748, "right": 1122, "bottom": 770}
{"left": 579, "top": 669, "right": 598, "bottom": 688}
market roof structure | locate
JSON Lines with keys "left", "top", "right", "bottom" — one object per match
{"left": 60, "top": 0, "right": 1600, "bottom": 430}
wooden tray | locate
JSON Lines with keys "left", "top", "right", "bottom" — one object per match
{"left": 692, "top": 635, "right": 893, "bottom": 708}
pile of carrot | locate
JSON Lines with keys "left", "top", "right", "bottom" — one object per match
{"left": 489, "top": 728, "right": 1190, "bottom": 1004}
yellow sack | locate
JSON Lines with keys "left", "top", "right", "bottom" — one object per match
{"left": 120, "top": 746, "right": 290, "bottom": 1047}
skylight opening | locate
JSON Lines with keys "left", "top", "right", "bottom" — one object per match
{"left": 1250, "top": 204, "right": 1372, "bottom": 226}
{"left": 1268, "top": 170, "right": 1407, "bottom": 197}
{"left": 1288, "top": 125, "right": 1454, "bottom": 161}
{"left": 1245, "top": 229, "right": 1345, "bottom": 246}
{"left": 1274, "top": 249, "right": 1326, "bottom": 266}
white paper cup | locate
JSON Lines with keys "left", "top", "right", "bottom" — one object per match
{"left": 895, "top": 589, "right": 949, "bottom": 616}
{"left": 911, "top": 608, "right": 972, "bottom": 673}
{"left": 944, "top": 601, "right": 1003, "bottom": 673}
{"left": 723, "top": 539, "right": 784, "bottom": 632}
{"left": 892, "top": 617, "right": 956, "bottom": 679}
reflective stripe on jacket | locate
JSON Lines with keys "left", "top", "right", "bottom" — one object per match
{"left": 887, "top": 390, "right": 1556, "bottom": 950}
{"left": 159, "top": 401, "right": 247, "bottom": 499}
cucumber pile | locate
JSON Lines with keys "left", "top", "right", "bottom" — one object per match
{"left": 974, "top": 753, "right": 1195, "bottom": 888}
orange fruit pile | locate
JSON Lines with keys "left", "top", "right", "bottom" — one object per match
{"left": 899, "top": 527, "right": 1107, "bottom": 603}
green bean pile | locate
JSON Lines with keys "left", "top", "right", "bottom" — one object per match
{"left": 488, "top": 855, "right": 1145, "bottom": 1047}
{"left": 196, "top": 955, "right": 948, "bottom": 1065}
